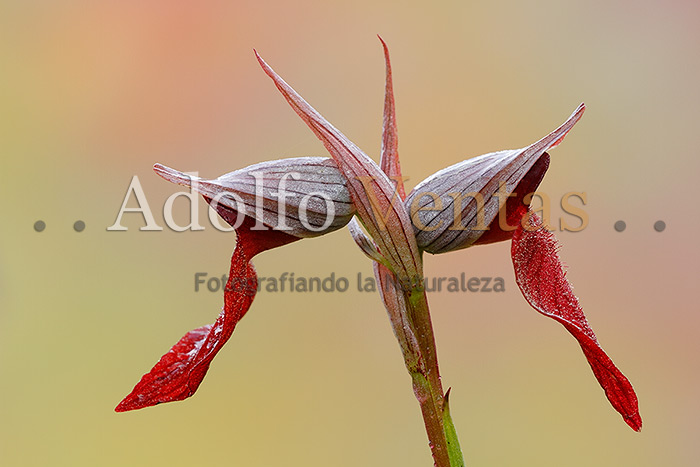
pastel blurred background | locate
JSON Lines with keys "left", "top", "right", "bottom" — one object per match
{"left": 2, "top": 1, "right": 698, "bottom": 465}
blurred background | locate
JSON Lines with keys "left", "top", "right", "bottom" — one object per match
{"left": 1, "top": 0, "right": 698, "bottom": 465}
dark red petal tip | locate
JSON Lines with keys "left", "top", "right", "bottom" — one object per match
{"left": 511, "top": 212, "right": 641, "bottom": 431}
{"left": 115, "top": 325, "right": 213, "bottom": 412}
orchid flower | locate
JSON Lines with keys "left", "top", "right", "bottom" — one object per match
{"left": 115, "top": 159, "right": 354, "bottom": 411}
{"left": 116, "top": 38, "right": 641, "bottom": 467}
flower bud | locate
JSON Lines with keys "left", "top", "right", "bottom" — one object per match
{"left": 154, "top": 157, "right": 355, "bottom": 238}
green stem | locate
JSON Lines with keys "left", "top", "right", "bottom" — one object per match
{"left": 374, "top": 261, "right": 464, "bottom": 466}
{"left": 404, "top": 288, "right": 465, "bottom": 467}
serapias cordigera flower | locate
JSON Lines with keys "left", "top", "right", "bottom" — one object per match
{"left": 115, "top": 160, "right": 354, "bottom": 411}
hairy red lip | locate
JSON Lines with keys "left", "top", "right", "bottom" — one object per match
{"left": 512, "top": 213, "right": 642, "bottom": 431}
{"left": 115, "top": 214, "right": 298, "bottom": 412}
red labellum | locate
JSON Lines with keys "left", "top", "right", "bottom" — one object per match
{"left": 511, "top": 212, "right": 642, "bottom": 431}
{"left": 115, "top": 215, "right": 297, "bottom": 412}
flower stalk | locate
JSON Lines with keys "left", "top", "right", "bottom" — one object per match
{"left": 375, "top": 261, "right": 462, "bottom": 466}
{"left": 406, "top": 282, "right": 463, "bottom": 467}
